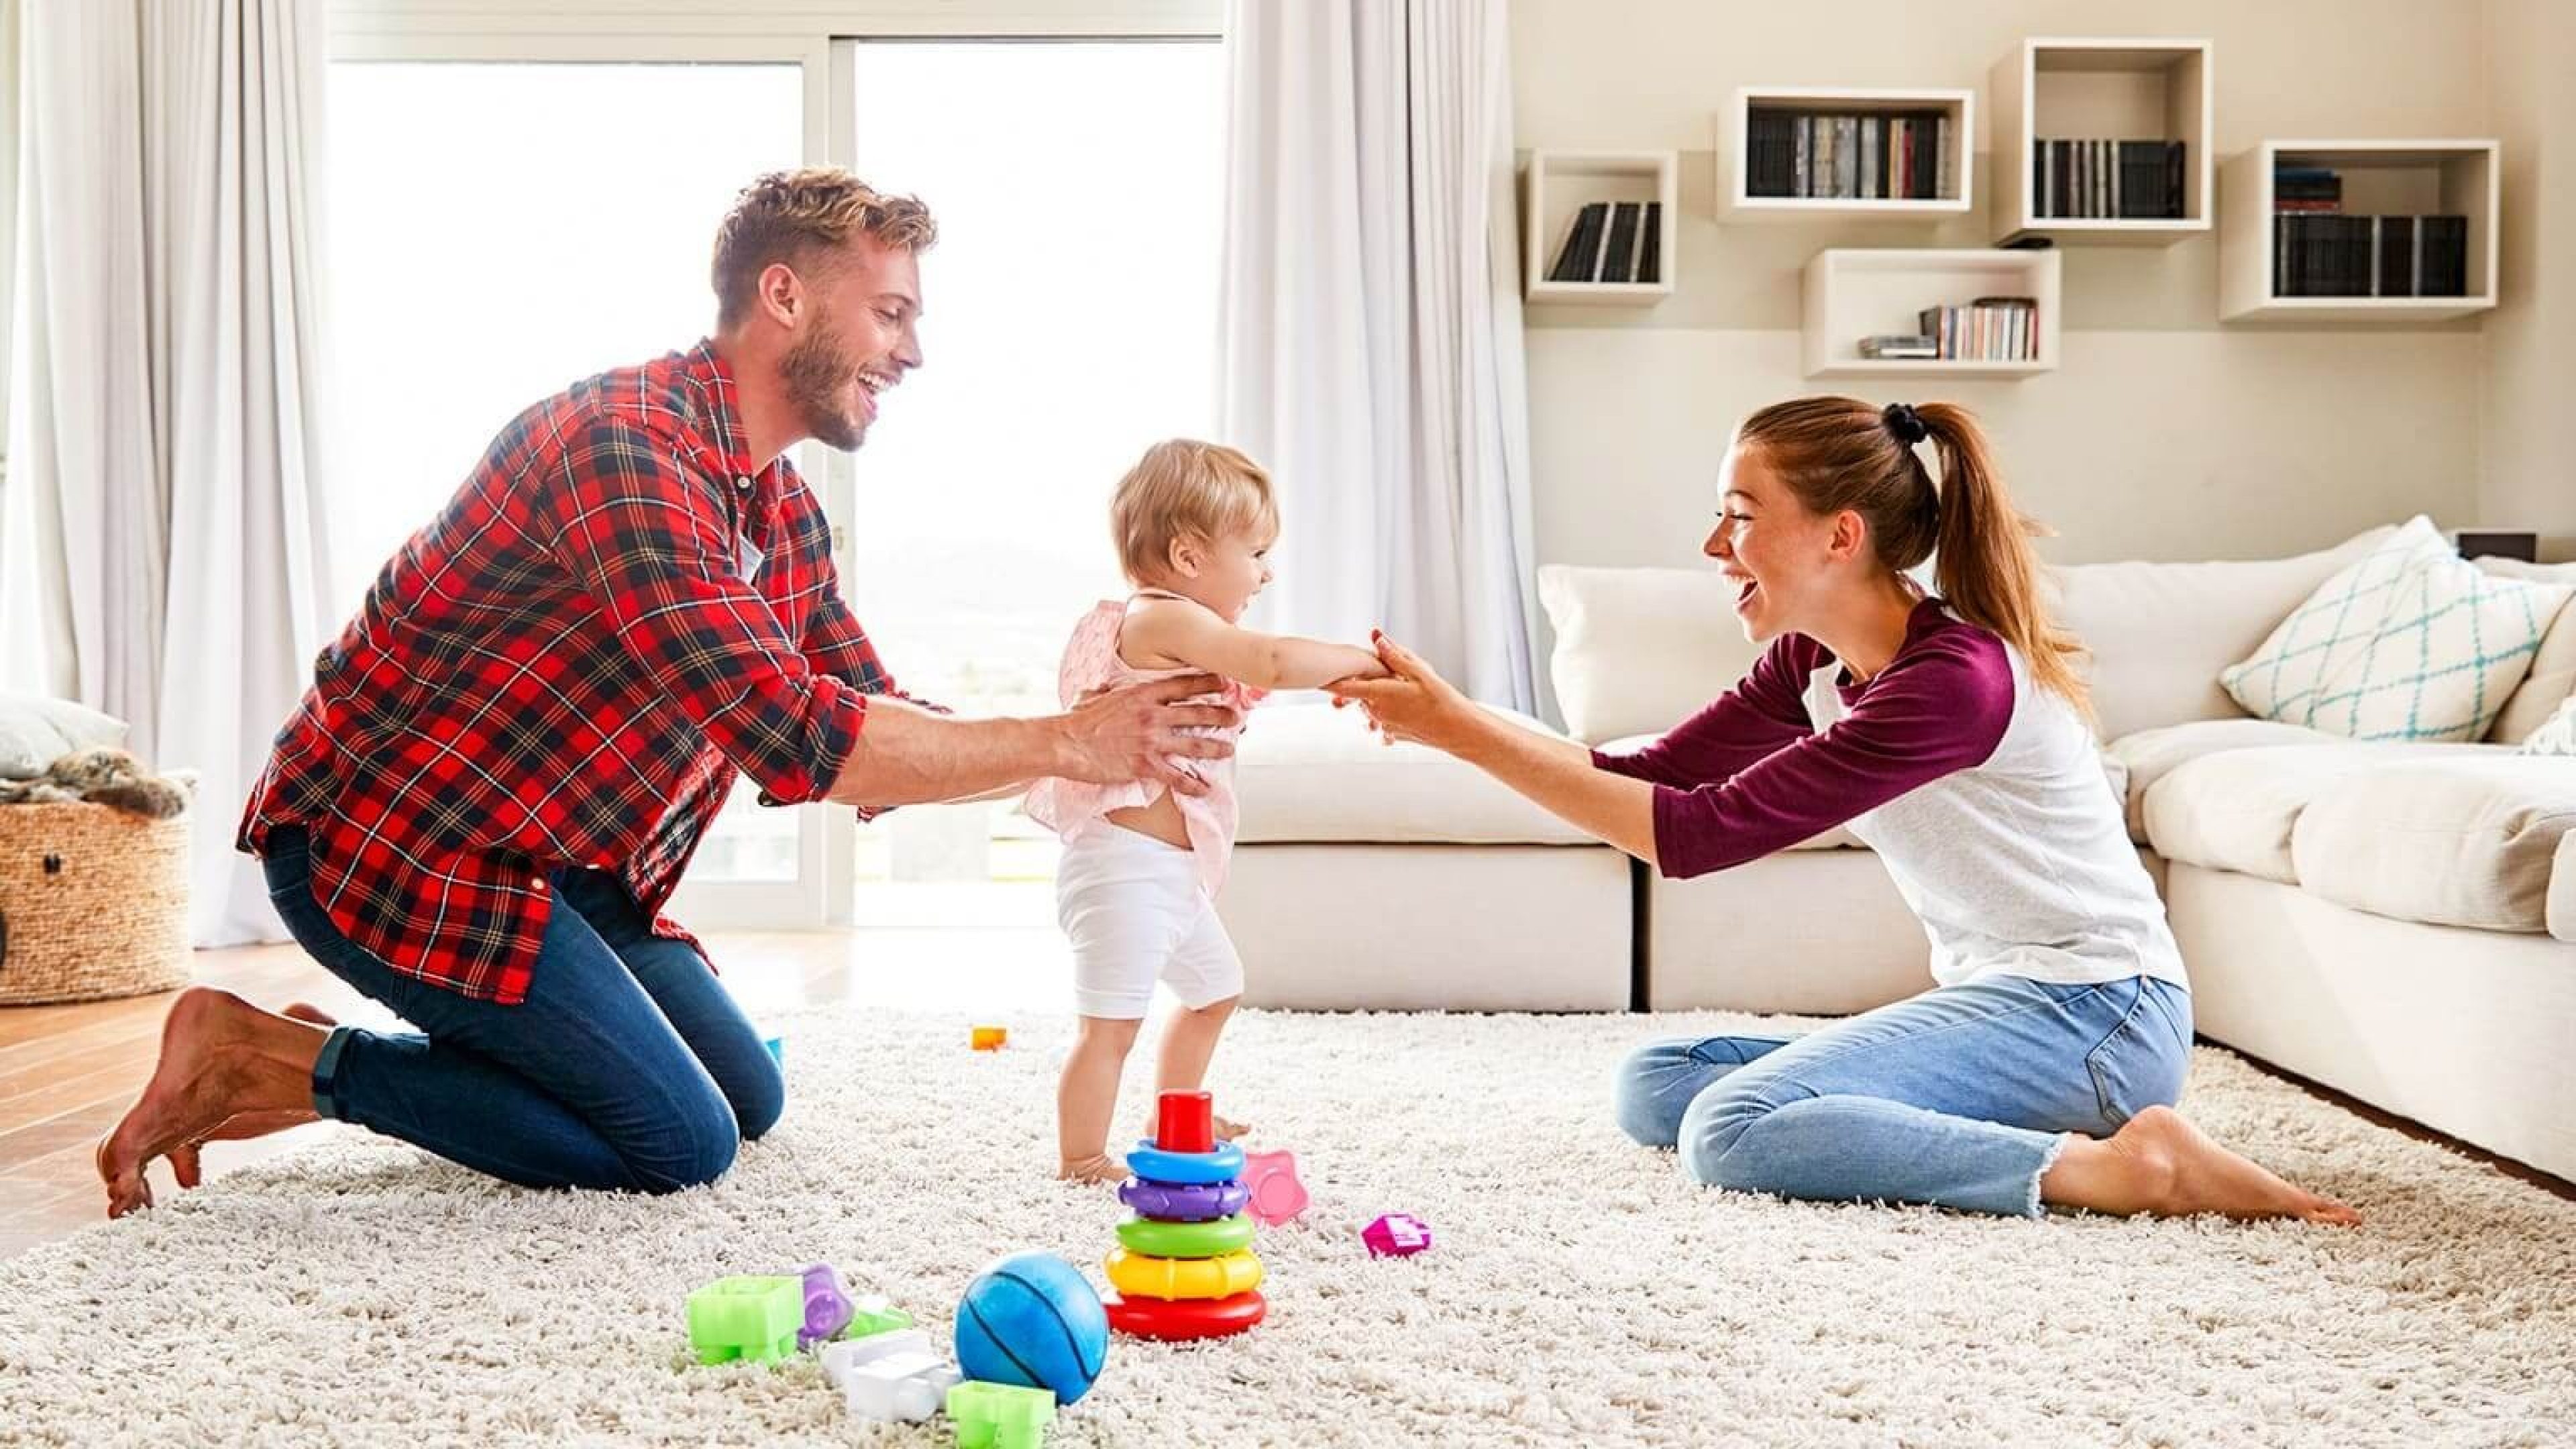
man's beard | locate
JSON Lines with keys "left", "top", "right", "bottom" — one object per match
{"left": 782, "top": 311, "right": 867, "bottom": 451}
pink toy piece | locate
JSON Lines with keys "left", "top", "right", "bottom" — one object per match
{"left": 1363, "top": 1213, "right": 1432, "bottom": 1257}
{"left": 1241, "top": 1149, "right": 1308, "bottom": 1226}
{"left": 799, "top": 1263, "right": 856, "bottom": 1349}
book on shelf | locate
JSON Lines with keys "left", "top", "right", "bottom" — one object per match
{"left": 2033, "top": 138, "right": 2184, "bottom": 219}
{"left": 2272, "top": 212, "right": 2468, "bottom": 298}
{"left": 1599, "top": 202, "right": 1643, "bottom": 284}
{"left": 1546, "top": 201, "right": 1607, "bottom": 283}
{"left": 1859, "top": 334, "right": 1938, "bottom": 360}
{"left": 1914, "top": 297, "right": 2039, "bottom": 362}
{"left": 1746, "top": 107, "right": 1950, "bottom": 201}
{"left": 1635, "top": 201, "right": 1663, "bottom": 284}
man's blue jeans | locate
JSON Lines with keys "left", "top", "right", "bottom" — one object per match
{"left": 1614, "top": 974, "right": 2193, "bottom": 1218}
{"left": 263, "top": 827, "right": 782, "bottom": 1192}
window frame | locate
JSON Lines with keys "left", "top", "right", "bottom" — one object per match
{"left": 321, "top": 0, "right": 1220, "bottom": 928}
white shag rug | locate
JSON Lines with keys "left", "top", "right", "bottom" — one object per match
{"left": 5, "top": 1007, "right": 2575, "bottom": 1448}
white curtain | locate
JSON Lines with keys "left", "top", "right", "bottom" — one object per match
{"left": 1218, "top": 0, "right": 1538, "bottom": 709}
{"left": 0, "top": 0, "right": 18, "bottom": 500}
{"left": 4, "top": 0, "right": 337, "bottom": 946}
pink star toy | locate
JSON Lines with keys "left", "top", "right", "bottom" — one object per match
{"left": 1240, "top": 1148, "right": 1309, "bottom": 1226}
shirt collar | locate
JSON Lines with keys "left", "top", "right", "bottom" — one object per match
{"left": 680, "top": 339, "right": 762, "bottom": 494}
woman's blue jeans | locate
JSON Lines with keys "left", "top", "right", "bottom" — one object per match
{"left": 262, "top": 827, "right": 782, "bottom": 1193}
{"left": 1614, "top": 974, "right": 2193, "bottom": 1218}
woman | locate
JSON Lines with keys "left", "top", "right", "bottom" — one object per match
{"left": 1332, "top": 398, "right": 2357, "bottom": 1224}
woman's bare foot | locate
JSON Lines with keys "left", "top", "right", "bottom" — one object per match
{"left": 2043, "top": 1105, "right": 2362, "bottom": 1226}
{"left": 97, "top": 989, "right": 328, "bottom": 1218}
{"left": 1058, "top": 1152, "right": 1128, "bottom": 1187}
{"left": 168, "top": 1004, "right": 337, "bottom": 1189}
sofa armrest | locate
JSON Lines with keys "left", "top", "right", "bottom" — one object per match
{"left": 2553, "top": 833, "right": 2576, "bottom": 944}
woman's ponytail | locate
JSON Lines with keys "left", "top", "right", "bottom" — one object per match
{"left": 1913, "top": 403, "right": 2090, "bottom": 718}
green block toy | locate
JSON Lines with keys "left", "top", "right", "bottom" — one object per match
{"left": 947, "top": 1380, "right": 1057, "bottom": 1449}
{"left": 836, "top": 1293, "right": 917, "bottom": 1342}
{"left": 686, "top": 1275, "right": 803, "bottom": 1365}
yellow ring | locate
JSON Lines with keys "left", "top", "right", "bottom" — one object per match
{"left": 1102, "top": 1247, "right": 1265, "bottom": 1301}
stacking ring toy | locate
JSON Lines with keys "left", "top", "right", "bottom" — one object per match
{"left": 1125, "top": 1139, "right": 1244, "bottom": 1186}
{"left": 1104, "top": 1290, "right": 1267, "bottom": 1342}
{"left": 1104, "top": 1246, "right": 1264, "bottom": 1301}
{"left": 1115, "top": 1212, "right": 1255, "bottom": 1260}
{"left": 1118, "top": 1177, "right": 1249, "bottom": 1222}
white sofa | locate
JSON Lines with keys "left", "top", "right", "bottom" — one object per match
{"left": 1224, "top": 525, "right": 2576, "bottom": 1185}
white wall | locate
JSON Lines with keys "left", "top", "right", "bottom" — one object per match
{"left": 1511, "top": 0, "right": 2510, "bottom": 584}
{"left": 2479, "top": 0, "right": 2576, "bottom": 561}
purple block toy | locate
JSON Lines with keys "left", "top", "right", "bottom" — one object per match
{"left": 1118, "top": 1177, "right": 1250, "bottom": 1222}
{"left": 799, "top": 1263, "right": 856, "bottom": 1349}
{"left": 1363, "top": 1213, "right": 1432, "bottom": 1258}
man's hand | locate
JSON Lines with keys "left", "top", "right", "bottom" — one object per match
{"left": 1058, "top": 674, "right": 1239, "bottom": 797}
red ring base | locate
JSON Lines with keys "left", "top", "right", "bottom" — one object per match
{"left": 1103, "top": 1289, "right": 1267, "bottom": 1341}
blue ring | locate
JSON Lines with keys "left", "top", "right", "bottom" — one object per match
{"left": 1124, "top": 1139, "right": 1244, "bottom": 1185}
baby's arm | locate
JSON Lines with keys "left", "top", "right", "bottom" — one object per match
{"left": 1122, "top": 596, "right": 1389, "bottom": 690}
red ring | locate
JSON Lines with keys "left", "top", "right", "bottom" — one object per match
{"left": 1103, "top": 1290, "right": 1267, "bottom": 1341}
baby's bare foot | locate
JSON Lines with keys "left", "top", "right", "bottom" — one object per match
{"left": 1213, "top": 1113, "right": 1250, "bottom": 1141}
{"left": 1058, "top": 1152, "right": 1128, "bottom": 1187}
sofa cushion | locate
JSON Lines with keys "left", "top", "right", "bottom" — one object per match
{"left": 2479, "top": 557, "right": 2576, "bottom": 744}
{"left": 2141, "top": 741, "right": 2484, "bottom": 883}
{"left": 1235, "top": 700, "right": 1596, "bottom": 845}
{"left": 1537, "top": 565, "right": 1759, "bottom": 745}
{"left": 2104, "top": 719, "right": 2347, "bottom": 842}
{"left": 2553, "top": 834, "right": 2576, "bottom": 945}
{"left": 2523, "top": 692, "right": 2576, "bottom": 757}
{"left": 2048, "top": 524, "right": 2394, "bottom": 743}
{"left": 2292, "top": 757, "right": 2576, "bottom": 932}
{"left": 2219, "top": 517, "right": 2573, "bottom": 743}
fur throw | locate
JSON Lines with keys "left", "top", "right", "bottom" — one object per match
{"left": 0, "top": 749, "right": 192, "bottom": 819}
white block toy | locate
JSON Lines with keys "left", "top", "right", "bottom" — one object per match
{"left": 845, "top": 1350, "right": 960, "bottom": 1422}
{"left": 818, "top": 1328, "right": 934, "bottom": 1393}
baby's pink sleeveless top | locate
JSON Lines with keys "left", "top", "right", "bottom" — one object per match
{"left": 1023, "top": 597, "right": 1263, "bottom": 898}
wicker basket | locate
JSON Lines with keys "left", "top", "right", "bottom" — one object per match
{"left": 0, "top": 800, "right": 191, "bottom": 1005}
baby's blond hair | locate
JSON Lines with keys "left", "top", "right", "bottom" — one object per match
{"left": 1110, "top": 439, "right": 1279, "bottom": 583}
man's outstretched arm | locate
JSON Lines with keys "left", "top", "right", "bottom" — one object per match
{"left": 822, "top": 674, "right": 1238, "bottom": 809}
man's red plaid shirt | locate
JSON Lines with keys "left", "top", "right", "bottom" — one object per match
{"left": 240, "top": 341, "right": 898, "bottom": 1004}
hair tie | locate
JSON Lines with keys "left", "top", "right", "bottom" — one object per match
{"left": 1882, "top": 402, "right": 1929, "bottom": 446}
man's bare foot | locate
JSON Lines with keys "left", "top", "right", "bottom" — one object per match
{"left": 1058, "top": 1152, "right": 1128, "bottom": 1186}
{"left": 168, "top": 1004, "right": 337, "bottom": 1189}
{"left": 2045, "top": 1105, "right": 2362, "bottom": 1226}
{"left": 97, "top": 989, "right": 325, "bottom": 1218}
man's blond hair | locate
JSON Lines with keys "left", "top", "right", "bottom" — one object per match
{"left": 1111, "top": 440, "right": 1279, "bottom": 582}
{"left": 711, "top": 168, "right": 936, "bottom": 329}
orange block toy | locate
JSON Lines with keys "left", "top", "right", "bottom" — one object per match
{"left": 971, "top": 1025, "right": 1008, "bottom": 1051}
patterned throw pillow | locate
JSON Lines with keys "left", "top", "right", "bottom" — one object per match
{"left": 2524, "top": 692, "right": 2576, "bottom": 756}
{"left": 2219, "top": 516, "right": 2576, "bottom": 743}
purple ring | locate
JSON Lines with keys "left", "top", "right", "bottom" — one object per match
{"left": 1118, "top": 1177, "right": 1249, "bottom": 1222}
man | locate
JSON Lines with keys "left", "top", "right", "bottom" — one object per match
{"left": 97, "top": 169, "right": 1234, "bottom": 1216}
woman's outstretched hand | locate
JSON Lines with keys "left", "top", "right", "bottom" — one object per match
{"left": 1324, "top": 631, "right": 1481, "bottom": 753}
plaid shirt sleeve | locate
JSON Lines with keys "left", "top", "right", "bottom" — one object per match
{"left": 545, "top": 411, "right": 865, "bottom": 804}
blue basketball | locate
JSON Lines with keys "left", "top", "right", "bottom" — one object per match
{"left": 954, "top": 1252, "right": 1110, "bottom": 1405}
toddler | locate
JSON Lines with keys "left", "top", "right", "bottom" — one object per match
{"left": 1025, "top": 439, "right": 1386, "bottom": 1183}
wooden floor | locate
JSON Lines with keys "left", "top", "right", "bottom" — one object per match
{"left": 5, "top": 932, "right": 2566, "bottom": 1260}
{"left": 0, "top": 928, "right": 1068, "bottom": 1261}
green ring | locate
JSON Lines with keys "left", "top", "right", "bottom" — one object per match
{"left": 1115, "top": 1212, "right": 1256, "bottom": 1258}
